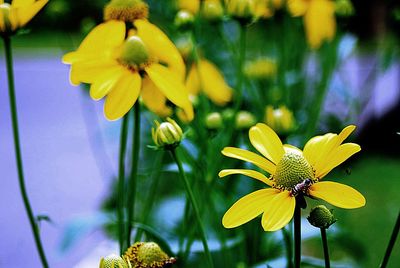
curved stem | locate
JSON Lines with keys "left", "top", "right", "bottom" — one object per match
{"left": 294, "top": 205, "right": 301, "bottom": 268}
{"left": 3, "top": 36, "right": 49, "bottom": 268}
{"left": 320, "top": 228, "right": 330, "bottom": 268}
{"left": 126, "top": 103, "right": 141, "bottom": 247}
{"left": 117, "top": 115, "right": 129, "bottom": 254}
{"left": 380, "top": 211, "right": 400, "bottom": 268}
{"left": 170, "top": 149, "right": 214, "bottom": 268}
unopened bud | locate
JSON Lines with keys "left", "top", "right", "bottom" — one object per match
{"left": 99, "top": 254, "right": 130, "bottom": 268}
{"left": 307, "top": 205, "right": 337, "bottom": 229}
{"left": 174, "top": 10, "right": 195, "bottom": 30}
{"left": 205, "top": 112, "right": 223, "bottom": 129}
{"left": 235, "top": 111, "right": 256, "bottom": 130}
{"left": 152, "top": 118, "right": 183, "bottom": 149}
{"left": 202, "top": 0, "right": 224, "bottom": 21}
{"left": 123, "top": 242, "right": 176, "bottom": 268}
{"left": 335, "top": 0, "right": 354, "bottom": 17}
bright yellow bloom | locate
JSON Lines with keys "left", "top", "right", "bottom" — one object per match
{"left": 186, "top": 59, "right": 233, "bottom": 106}
{"left": 244, "top": 58, "right": 277, "bottom": 80}
{"left": 177, "top": 0, "right": 200, "bottom": 14}
{"left": 264, "top": 105, "right": 295, "bottom": 134}
{"left": 288, "top": 0, "right": 336, "bottom": 49}
{"left": 0, "top": 0, "right": 48, "bottom": 34}
{"left": 220, "top": 124, "right": 365, "bottom": 231}
{"left": 63, "top": 20, "right": 193, "bottom": 121}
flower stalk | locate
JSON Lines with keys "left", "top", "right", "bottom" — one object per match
{"left": 2, "top": 36, "right": 49, "bottom": 268}
{"left": 294, "top": 204, "right": 301, "bottom": 268}
{"left": 320, "top": 228, "right": 330, "bottom": 268}
{"left": 379, "top": 211, "right": 400, "bottom": 268}
{"left": 169, "top": 148, "right": 214, "bottom": 268}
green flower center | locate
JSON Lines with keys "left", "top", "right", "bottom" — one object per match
{"left": 118, "top": 36, "right": 150, "bottom": 70}
{"left": 104, "top": 0, "right": 148, "bottom": 22}
{"left": 273, "top": 149, "right": 314, "bottom": 190}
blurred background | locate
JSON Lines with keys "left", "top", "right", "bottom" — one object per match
{"left": 0, "top": 0, "right": 399, "bottom": 267}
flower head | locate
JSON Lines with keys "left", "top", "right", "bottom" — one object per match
{"left": 220, "top": 124, "right": 365, "bottom": 231}
{"left": 63, "top": 20, "right": 193, "bottom": 121}
{"left": 100, "top": 254, "right": 131, "bottom": 268}
{"left": 123, "top": 242, "right": 176, "bottom": 268}
{"left": 288, "top": 0, "right": 336, "bottom": 49}
{"left": 186, "top": 59, "right": 233, "bottom": 106}
{"left": 104, "top": 0, "right": 149, "bottom": 22}
{"left": 0, "top": 0, "right": 48, "bottom": 35}
{"left": 307, "top": 205, "right": 336, "bottom": 229}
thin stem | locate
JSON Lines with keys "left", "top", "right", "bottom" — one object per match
{"left": 117, "top": 115, "right": 129, "bottom": 254}
{"left": 126, "top": 103, "right": 141, "bottom": 247}
{"left": 170, "top": 149, "right": 214, "bottom": 268}
{"left": 282, "top": 227, "right": 293, "bottom": 268}
{"left": 320, "top": 228, "right": 330, "bottom": 268}
{"left": 232, "top": 23, "right": 247, "bottom": 114}
{"left": 294, "top": 205, "right": 301, "bottom": 268}
{"left": 380, "top": 212, "right": 400, "bottom": 268}
{"left": 3, "top": 36, "right": 49, "bottom": 268}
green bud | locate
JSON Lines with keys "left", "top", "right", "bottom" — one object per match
{"left": 205, "top": 112, "right": 223, "bottom": 129}
{"left": 307, "top": 205, "right": 337, "bottom": 229}
{"left": 335, "top": 0, "right": 354, "bottom": 17}
{"left": 123, "top": 242, "right": 176, "bottom": 268}
{"left": 119, "top": 36, "right": 150, "bottom": 68}
{"left": 202, "top": 0, "right": 224, "bottom": 21}
{"left": 99, "top": 254, "right": 130, "bottom": 268}
{"left": 235, "top": 111, "right": 256, "bottom": 130}
{"left": 152, "top": 118, "right": 183, "bottom": 149}
{"left": 174, "top": 10, "right": 195, "bottom": 30}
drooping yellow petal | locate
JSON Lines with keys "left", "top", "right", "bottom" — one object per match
{"left": 135, "top": 19, "right": 185, "bottom": 79}
{"left": 304, "top": 0, "right": 336, "bottom": 49}
{"left": 287, "top": 0, "right": 309, "bottom": 16}
{"left": 222, "top": 188, "right": 280, "bottom": 228}
{"left": 249, "top": 123, "right": 285, "bottom": 164}
{"left": 309, "top": 181, "right": 366, "bottom": 209}
{"left": 185, "top": 64, "right": 201, "bottom": 95}
{"left": 197, "top": 59, "right": 232, "bottom": 106}
{"left": 69, "top": 59, "right": 120, "bottom": 85}
{"left": 145, "top": 63, "right": 193, "bottom": 121}
{"left": 219, "top": 169, "right": 274, "bottom": 186}
{"left": 221, "top": 147, "right": 276, "bottom": 175}
{"left": 104, "top": 71, "right": 141, "bottom": 121}
{"left": 141, "top": 76, "right": 172, "bottom": 117}
{"left": 89, "top": 66, "right": 125, "bottom": 100}
{"left": 11, "top": 0, "right": 34, "bottom": 8}
{"left": 0, "top": 9, "right": 4, "bottom": 32}
{"left": 317, "top": 143, "right": 361, "bottom": 178}
{"left": 261, "top": 191, "right": 295, "bottom": 231}
{"left": 16, "top": 0, "right": 48, "bottom": 27}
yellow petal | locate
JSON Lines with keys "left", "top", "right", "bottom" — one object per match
{"left": 219, "top": 169, "right": 274, "bottom": 187}
{"left": 317, "top": 143, "right": 361, "bottom": 178}
{"left": 0, "top": 9, "right": 4, "bottom": 32}
{"left": 304, "top": 0, "right": 336, "bottom": 49}
{"left": 16, "top": 0, "right": 48, "bottom": 27}
{"left": 336, "top": 125, "right": 356, "bottom": 147}
{"left": 222, "top": 188, "right": 279, "bottom": 228}
{"left": 89, "top": 66, "right": 125, "bottom": 100}
{"left": 198, "top": 59, "right": 232, "bottom": 106}
{"left": 221, "top": 147, "right": 276, "bottom": 175}
{"left": 303, "top": 133, "right": 337, "bottom": 174}
{"left": 261, "top": 191, "right": 295, "bottom": 231}
{"left": 104, "top": 71, "right": 141, "bottom": 121}
{"left": 185, "top": 64, "right": 200, "bottom": 95}
{"left": 145, "top": 63, "right": 193, "bottom": 121}
{"left": 135, "top": 19, "right": 185, "bottom": 80}
{"left": 287, "top": 0, "right": 309, "bottom": 16}
{"left": 309, "top": 181, "right": 366, "bottom": 209}
{"left": 249, "top": 123, "right": 285, "bottom": 164}
{"left": 141, "top": 76, "right": 172, "bottom": 117}
{"left": 12, "top": 0, "right": 34, "bottom": 8}
{"left": 69, "top": 59, "right": 121, "bottom": 85}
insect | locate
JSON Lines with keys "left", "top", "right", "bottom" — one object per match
{"left": 290, "top": 178, "right": 313, "bottom": 196}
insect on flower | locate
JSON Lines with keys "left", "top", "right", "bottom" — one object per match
{"left": 290, "top": 178, "right": 313, "bottom": 197}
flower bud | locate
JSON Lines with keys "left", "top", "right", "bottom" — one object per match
{"left": 201, "top": 0, "right": 224, "bottom": 21}
{"left": 244, "top": 58, "right": 277, "bottom": 80}
{"left": 225, "top": 0, "right": 255, "bottom": 22}
{"left": 205, "top": 112, "right": 223, "bottom": 129}
{"left": 264, "top": 105, "right": 295, "bottom": 135}
{"left": 307, "top": 205, "right": 337, "bottom": 229}
{"left": 123, "top": 242, "right": 176, "bottom": 268}
{"left": 175, "top": 37, "right": 194, "bottom": 59}
{"left": 104, "top": 0, "right": 149, "bottom": 22}
{"left": 174, "top": 10, "right": 195, "bottom": 30}
{"left": 235, "top": 111, "right": 256, "bottom": 130}
{"left": 99, "top": 254, "right": 130, "bottom": 268}
{"left": 177, "top": 0, "right": 200, "bottom": 14}
{"left": 152, "top": 118, "right": 183, "bottom": 149}
{"left": 119, "top": 36, "right": 150, "bottom": 69}
{"left": 335, "top": 0, "right": 354, "bottom": 17}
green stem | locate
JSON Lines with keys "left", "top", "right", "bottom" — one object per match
{"left": 117, "top": 115, "right": 129, "bottom": 254}
{"left": 380, "top": 211, "right": 400, "bottom": 268}
{"left": 294, "top": 205, "right": 301, "bottom": 268}
{"left": 3, "top": 36, "right": 49, "bottom": 268}
{"left": 233, "top": 23, "right": 247, "bottom": 114}
{"left": 170, "top": 149, "right": 214, "bottom": 268}
{"left": 282, "top": 227, "right": 293, "bottom": 268}
{"left": 320, "top": 228, "right": 330, "bottom": 268}
{"left": 126, "top": 103, "right": 141, "bottom": 247}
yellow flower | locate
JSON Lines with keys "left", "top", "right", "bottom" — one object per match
{"left": 244, "top": 58, "right": 277, "bottom": 80}
{"left": 0, "top": 0, "right": 48, "bottom": 34}
{"left": 220, "top": 124, "right": 365, "bottom": 231}
{"left": 63, "top": 20, "right": 193, "bottom": 121}
{"left": 177, "top": 0, "right": 200, "bottom": 14}
{"left": 288, "top": 0, "right": 336, "bottom": 49}
{"left": 186, "top": 59, "right": 233, "bottom": 106}
{"left": 264, "top": 105, "right": 295, "bottom": 134}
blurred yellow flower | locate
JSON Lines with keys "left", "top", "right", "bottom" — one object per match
{"left": 225, "top": 0, "right": 257, "bottom": 20}
{"left": 104, "top": 0, "right": 149, "bottom": 22}
{"left": 0, "top": 0, "right": 48, "bottom": 34}
{"left": 220, "top": 124, "right": 365, "bottom": 231}
{"left": 288, "top": 0, "right": 336, "bottom": 49}
{"left": 63, "top": 20, "right": 193, "bottom": 121}
{"left": 177, "top": 0, "right": 200, "bottom": 14}
{"left": 244, "top": 58, "right": 277, "bottom": 80}
{"left": 186, "top": 59, "right": 233, "bottom": 106}
{"left": 264, "top": 105, "right": 295, "bottom": 134}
